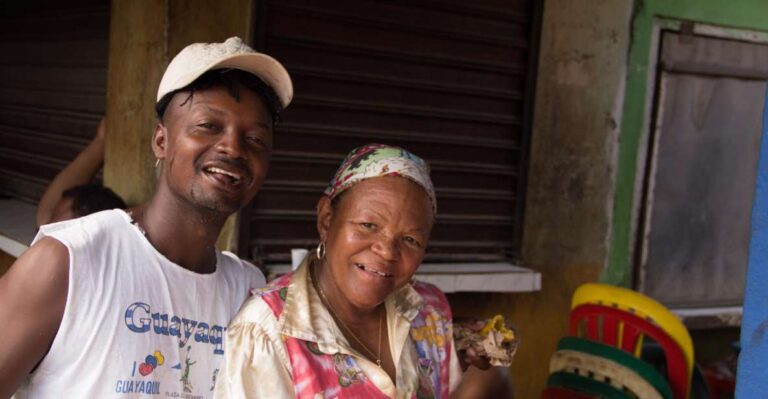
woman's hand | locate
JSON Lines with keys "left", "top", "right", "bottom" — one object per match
{"left": 460, "top": 346, "right": 492, "bottom": 371}
{"left": 454, "top": 315, "right": 518, "bottom": 370}
{"left": 455, "top": 318, "right": 492, "bottom": 371}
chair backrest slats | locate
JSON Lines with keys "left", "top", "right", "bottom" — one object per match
{"left": 620, "top": 323, "right": 642, "bottom": 354}
{"left": 570, "top": 304, "right": 690, "bottom": 399}
{"left": 602, "top": 317, "right": 620, "bottom": 346}
{"left": 586, "top": 315, "right": 600, "bottom": 340}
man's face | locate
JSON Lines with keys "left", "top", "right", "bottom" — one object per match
{"left": 154, "top": 84, "right": 273, "bottom": 215}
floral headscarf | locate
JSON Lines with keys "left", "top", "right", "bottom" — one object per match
{"left": 324, "top": 144, "right": 437, "bottom": 214}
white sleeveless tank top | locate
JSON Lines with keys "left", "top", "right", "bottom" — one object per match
{"left": 15, "top": 209, "right": 265, "bottom": 398}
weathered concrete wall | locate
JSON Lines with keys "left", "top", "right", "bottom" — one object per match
{"left": 104, "top": 0, "right": 253, "bottom": 249}
{"left": 459, "top": 1, "right": 633, "bottom": 396}
{"left": 524, "top": 0, "right": 631, "bottom": 271}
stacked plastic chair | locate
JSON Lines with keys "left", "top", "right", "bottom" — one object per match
{"left": 543, "top": 283, "right": 694, "bottom": 399}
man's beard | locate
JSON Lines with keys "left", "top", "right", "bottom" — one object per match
{"left": 188, "top": 181, "right": 242, "bottom": 215}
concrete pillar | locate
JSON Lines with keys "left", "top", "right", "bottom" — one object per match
{"left": 447, "top": 1, "right": 634, "bottom": 397}
{"left": 517, "top": 0, "right": 632, "bottom": 395}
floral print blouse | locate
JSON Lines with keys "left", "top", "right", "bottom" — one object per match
{"left": 214, "top": 257, "right": 462, "bottom": 398}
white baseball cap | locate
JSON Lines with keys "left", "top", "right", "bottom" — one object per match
{"left": 156, "top": 37, "right": 293, "bottom": 109}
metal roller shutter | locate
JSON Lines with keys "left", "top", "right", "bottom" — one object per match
{"left": 0, "top": 1, "right": 109, "bottom": 204}
{"left": 243, "top": 0, "right": 538, "bottom": 265}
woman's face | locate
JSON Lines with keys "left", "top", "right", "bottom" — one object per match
{"left": 317, "top": 176, "right": 434, "bottom": 311}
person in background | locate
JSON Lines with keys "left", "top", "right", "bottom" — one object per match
{"left": 0, "top": 36, "right": 292, "bottom": 399}
{"left": 46, "top": 183, "right": 126, "bottom": 224}
{"left": 35, "top": 117, "right": 126, "bottom": 226}
{"left": 216, "top": 144, "right": 490, "bottom": 398}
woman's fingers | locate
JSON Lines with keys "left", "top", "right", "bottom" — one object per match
{"left": 462, "top": 347, "right": 492, "bottom": 371}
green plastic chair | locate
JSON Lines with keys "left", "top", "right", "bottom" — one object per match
{"left": 547, "top": 371, "right": 633, "bottom": 399}
{"left": 551, "top": 337, "right": 673, "bottom": 399}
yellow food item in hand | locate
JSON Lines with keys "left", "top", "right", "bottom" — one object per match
{"left": 480, "top": 315, "right": 515, "bottom": 343}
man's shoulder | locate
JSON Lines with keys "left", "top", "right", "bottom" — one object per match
{"left": 217, "top": 251, "right": 266, "bottom": 286}
{"left": 33, "top": 209, "right": 127, "bottom": 246}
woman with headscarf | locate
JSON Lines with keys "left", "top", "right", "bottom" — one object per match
{"left": 216, "top": 144, "right": 471, "bottom": 398}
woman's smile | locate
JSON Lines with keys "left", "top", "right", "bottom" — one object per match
{"left": 353, "top": 262, "right": 394, "bottom": 278}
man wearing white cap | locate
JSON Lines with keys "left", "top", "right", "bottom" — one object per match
{"left": 0, "top": 37, "right": 292, "bottom": 398}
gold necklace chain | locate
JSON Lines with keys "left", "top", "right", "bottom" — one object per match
{"left": 311, "top": 264, "right": 383, "bottom": 367}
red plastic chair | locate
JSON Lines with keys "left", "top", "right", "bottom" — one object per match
{"left": 569, "top": 304, "right": 690, "bottom": 399}
{"left": 702, "top": 368, "right": 735, "bottom": 399}
{"left": 571, "top": 283, "right": 694, "bottom": 375}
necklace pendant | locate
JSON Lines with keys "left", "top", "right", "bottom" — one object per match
{"left": 376, "top": 359, "right": 382, "bottom": 367}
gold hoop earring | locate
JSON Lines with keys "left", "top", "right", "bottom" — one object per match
{"left": 316, "top": 242, "right": 326, "bottom": 259}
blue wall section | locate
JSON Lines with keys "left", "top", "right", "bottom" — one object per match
{"left": 737, "top": 87, "right": 768, "bottom": 396}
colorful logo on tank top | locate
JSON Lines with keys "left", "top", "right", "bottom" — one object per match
{"left": 115, "top": 302, "right": 227, "bottom": 397}
{"left": 116, "top": 344, "right": 218, "bottom": 398}
{"left": 137, "top": 350, "right": 165, "bottom": 376}
{"left": 115, "top": 349, "right": 165, "bottom": 395}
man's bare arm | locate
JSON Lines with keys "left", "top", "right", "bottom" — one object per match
{"left": 0, "top": 238, "right": 69, "bottom": 397}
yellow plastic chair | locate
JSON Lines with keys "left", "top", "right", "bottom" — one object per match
{"left": 571, "top": 283, "right": 694, "bottom": 395}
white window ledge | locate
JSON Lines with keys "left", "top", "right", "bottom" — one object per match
{"left": 0, "top": 197, "right": 542, "bottom": 294}
{"left": 0, "top": 198, "right": 37, "bottom": 257}
{"left": 671, "top": 306, "right": 742, "bottom": 329}
{"left": 267, "top": 262, "right": 541, "bottom": 293}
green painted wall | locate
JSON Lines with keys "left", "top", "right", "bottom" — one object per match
{"left": 606, "top": 0, "right": 768, "bottom": 285}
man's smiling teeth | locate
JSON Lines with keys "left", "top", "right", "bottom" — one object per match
{"left": 205, "top": 167, "right": 242, "bottom": 183}
{"left": 355, "top": 263, "right": 393, "bottom": 278}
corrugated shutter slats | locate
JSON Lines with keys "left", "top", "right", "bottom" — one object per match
{"left": 244, "top": 0, "right": 534, "bottom": 264}
{"left": 0, "top": 1, "right": 109, "bottom": 204}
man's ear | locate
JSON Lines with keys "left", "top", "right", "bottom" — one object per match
{"left": 316, "top": 196, "right": 334, "bottom": 242}
{"left": 152, "top": 123, "right": 167, "bottom": 160}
